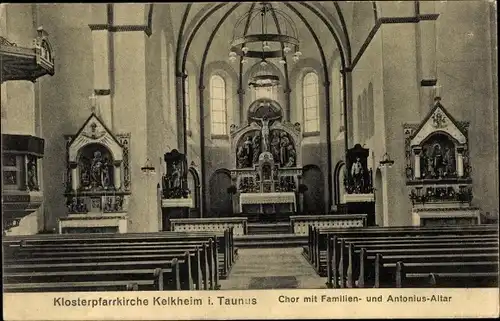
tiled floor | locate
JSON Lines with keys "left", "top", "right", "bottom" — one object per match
{"left": 219, "top": 248, "right": 327, "bottom": 290}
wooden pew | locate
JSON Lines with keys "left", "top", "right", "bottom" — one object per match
{"left": 341, "top": 238, "right": 498, "bottom": 288}
{"left": 7, "top": 240, "right": 219, "bottom": 290}
{"left": 5, "top": 248, "right": 208, "bottom": 290}
{"left": 393, "top": 260, "right": 499, "bottom": 288}
{"left": 3, "top": 229, "right": 239, "bottom": 292}
{"left": 4, "top": 229, "right": 236, "bottom": 279}
{"left": 361, "top": 250, "right": 499, "bottom": 288}
{"left": 4, "top": 257, "right": 181, "bottom": 293}
{"left": 308, "top": 224, "right": 498, "bottom": 267}
{"left": 4, "top": 280, "right": 157, "bottom": 293}
{"left": 426, "top": 272, "right": 499, "bottom": 288}
{"left": 4, "top": 268, "right": 167, "bottom": 292}
{"left": 309, "top": 225, "right": 498, "bottom": 288}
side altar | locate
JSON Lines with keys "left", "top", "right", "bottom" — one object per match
{"left": 160, "top": 149, "right": 192, "bottom": 231}
{"left": 59, "top": 113, "right": 131, "bottom": 233}
{"left": 404, "top": 98, "right": 480, "bottom": 226}
{"left": 229, "top": 99, "right": 302, "bottom": 216}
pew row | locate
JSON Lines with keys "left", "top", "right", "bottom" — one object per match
{"left": 304, "top": 224, "right": 499, "bottom": 288}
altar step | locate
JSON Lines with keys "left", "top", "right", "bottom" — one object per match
{"left": 247, "top": 222, "right": 292, "bottom": 235}
{"left": 235, "top": 233, "right": 307, "bottom": 248}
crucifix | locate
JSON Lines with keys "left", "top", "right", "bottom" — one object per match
{"left": 89, "top": 92, "right": 98, "bottom": 114}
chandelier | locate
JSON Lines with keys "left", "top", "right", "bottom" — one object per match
{"left": 229, "top": 2, "right": 301, "bottom": 66}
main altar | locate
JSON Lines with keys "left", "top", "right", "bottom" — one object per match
{"left": 229, "top": 98, "right": 302, "bottom": 216}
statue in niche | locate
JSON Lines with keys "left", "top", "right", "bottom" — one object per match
{"left": 236, "top": 146, "right": 247, "bottom": 168}
{"left": 67, "top": 197, "right": 88, "bottom": 213}
{"left": 285, "top": 144, "right": 296, "bottom": 167}
{"left": 163, "top": 149, "right": 190, "bottom": 199}
{"left": 351, "top": 157, "right": 364, "bottom": 192}
{"left": 27, "top": 157, "right": 38, "bottom": 190}
{"left": 252, "top": 134, "right": 261, "bottom": 165}
{"left": 114, "top": 196, "right": 123, "bottom": 211}
{"left": 250, "top": 114, "right": 280, "bottom": 152}
{"left": 270, "top": 131, "right": 281, "bottom": 162}
{"left": 443, "top": 146, "right": 456, "bottom": 177}
{"left": 170, "top": 161, "right": 182, "bottom": 190}
{"left": 279, "top": 132, "right": 290, "bottom": 166}
{"left": 89, "top": 151, "right": 111, "bottom": 189}
{"left": 104, "top": 197, "right": 114, "bottom": 212}
{"left": 431, "top": 144, "right": 444, "bottom": 178}
{"left": 262, "top": 164, "right": 272, "bottom": 180}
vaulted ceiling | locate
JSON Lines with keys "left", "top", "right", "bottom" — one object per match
{"left": 168, "top": 2, "right": 361, "bottom": 79}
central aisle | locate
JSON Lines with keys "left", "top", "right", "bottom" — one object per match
{"left": 219, "top": 247, "right": 327, "bottom": 290}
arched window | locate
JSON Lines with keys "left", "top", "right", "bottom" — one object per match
{"left": 184, "top": 74, "right": 190, "bottom": 132}
{"left": 210, "top": 75, "right": 227, "bottom": 135}
{"left": 302, "top": 72, "right": 320, "bottom": 133}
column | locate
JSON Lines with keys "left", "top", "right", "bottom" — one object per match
{"left": 237, "top": 88, "right": 245, "bottom": 124}
{"left": 414, "top": 149, "right": 421, "bottom": 178}
{"left": 199, "top": 84, "right": 207, "bottom": 218}
{"left": 284, "top": 87, "right": 292, "bottom": 122}
{"left": 113, "top": 160, "right": 121, "bottom": 189}
{"left": 176, "top": 72, "right": 187, "bottom": 154}
{"left": 457, "top": 147, "right": 464, "bottom": 177}
{"left": 70, "top": 162, "right": 78, "bottom": 191}
{"left": 89, "top": 4, "right": 113, "bottom": 128}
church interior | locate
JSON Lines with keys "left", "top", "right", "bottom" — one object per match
{"left": 2, "top": 2, "right": 499, "bottom": 292}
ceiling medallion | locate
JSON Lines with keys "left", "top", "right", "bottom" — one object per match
{"left": 229, "top": 2, "right": 301, "bottom": 66}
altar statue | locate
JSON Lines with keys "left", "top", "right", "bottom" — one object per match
{"left": 351, "top": 157, "right": 364, "bottom": 192}
{"left": 270, "top": 131, "right": 281, "bottom": 162}
{"left": 250, "top": 115, "right": 280, "bottom": 152}
{"left": 27, "top": 158, "right": 38, "bottom": 190}
{"left": 252, "top": 134, "right": 261, "bottom": 164}
{"left": 170, "top": 162, "right": 182, "bottom": 190}
{"left": 279, "top": 132, "right": 290, "bottom": 166}
{"left": 90, "top": 151, "right": 107, "bottom": 188}
{"left": 432, "top": 144, "right": 444, "bottom": 178}
{"left": 285, "top": 144, "right": 296, "bottom": 167}
{"left": 236, "top": 146, "right": 247, "bottom": 168}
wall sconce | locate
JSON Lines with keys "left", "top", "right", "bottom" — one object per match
{"left": 379, "top": 152, "right": 394, "bottom": 168}
{"left": 141, "top": 158, "right": 155, "bottom": 174}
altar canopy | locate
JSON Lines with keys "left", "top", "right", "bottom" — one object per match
{"left": 229, "top": 99, "right": 302, "bottom": 214}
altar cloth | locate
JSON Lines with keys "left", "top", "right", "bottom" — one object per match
{"left": 239, "top": 192, "right": 296, "bottom": 212}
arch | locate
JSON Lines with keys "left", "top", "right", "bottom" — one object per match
{"left": 333, "top": 160, "right": 346, "bottom": 206}
{"left": 247, "top": 99, "right": 283, "bottom": 123}
{"left": 188, "top": 166, "right": 201, "bottom": 217}
{"left": 372, "top": 1, "right": 379, "bottom": 21}
{"left": 181, "top": 2, "right": 348, "bottom": 215}
{"left": 302, "top": 164, "right": 325, "bottom": 214}
{"left": 208, "top": 168, "right": 233, "bottom": 217}
{"left": 374, "top": 168, "right": 383, "bottom": 226}
{"left": 145, "top": 4, "right": 154, "bottom": 37}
